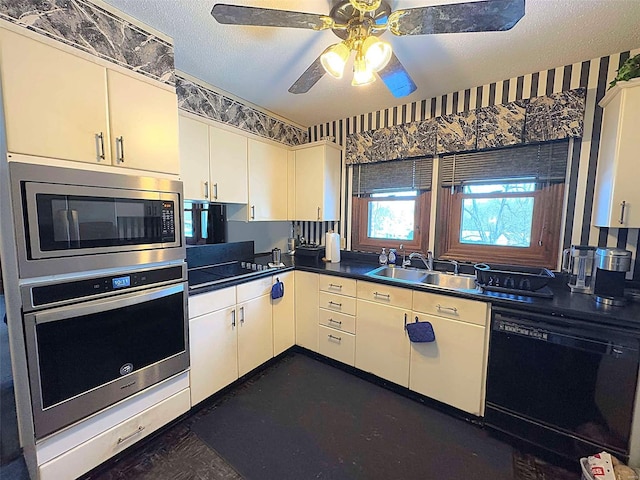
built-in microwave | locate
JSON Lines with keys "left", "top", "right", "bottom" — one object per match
{"left": 9, "top": 162, "right": 185, "bottom": 278}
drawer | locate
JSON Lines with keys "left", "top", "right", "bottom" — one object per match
{"left": 38, "top": 388, "right": 190, "bottom": 480}
{"left": 319, "top": 291, "right": 356, "bottom": 316}
{"left": 319, "top": 308, "right": 356, "bottom": 334}
{"left": 237, "top": 275, "right": 273, "bottom": 303}
{"left": 319, "top": 275, "right": 357, "bottom": 297}
{"left": 357, "top": 280, "right": 413, "bottom": 310}
{"left": 189, "top": 286, "right": 236, "bottom": 319}
{"left": 412, "top": 291, "right": 488, "bottom": 326}
{"left": 318, "top": 325, "right": 355, "bottom": 366}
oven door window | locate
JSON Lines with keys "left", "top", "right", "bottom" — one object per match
{"left": 35, "top": 291, "right": 185, "bottom": 409}
{"left": 35, "top": 193, "right": 175, "bottom": 251}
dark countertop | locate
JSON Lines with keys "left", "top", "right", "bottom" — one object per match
{"left": 189, "top": 252, "right": 640, "bottom": 333}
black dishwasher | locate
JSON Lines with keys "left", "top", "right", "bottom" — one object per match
{"left": 485, "top": 307, "right": 639, "bottom": 462}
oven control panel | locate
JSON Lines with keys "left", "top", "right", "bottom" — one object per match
{"left": 28, "top": 265, "right": 185, "bottom": 309}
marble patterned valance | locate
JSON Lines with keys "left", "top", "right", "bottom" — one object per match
{"left": 0, "top": 0, "right": 175, "bottom": 85}
{"left": 345, "top": 88, "right": 585, "bottom": 165}
{"left": 176, "top": 75, "right": 308, "bottom": 147}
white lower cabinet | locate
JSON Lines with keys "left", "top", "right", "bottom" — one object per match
{"left": 188, "top": 277, "right": 273, "bottom": 406}
{"left": 409, "top": 291, "right": 489, "bottom": 416}
{"left": 273, "top": 271, "right": 295, "bottom": 356}
{"left": 38, "top": 388, "right": 190, "bottom": 480}
{"left": 318, "top": 325, "right": 355, "bottom": 366}
{"left": 355, "top": 299, "right": 411, "bottom": 387}
{"left": 295, "top": 271, "right": 319, "bottom": 351}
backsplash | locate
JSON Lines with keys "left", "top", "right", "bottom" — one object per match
{"left": 0, "top": 0, "right": 174, "bottom": 85}
{"left": 176, "top": 75, "right": 308, "bottom": 147}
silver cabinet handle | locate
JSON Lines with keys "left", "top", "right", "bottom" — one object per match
{"left": 436, "top": 304, "right": 458, "bottom": 314}
{"left": 328, "top": 318, "right": 342, "bottom": 326}
{"left": 328, "top": 334, "right": 342, "bottom": 342}
{"left": 116, "top": 136, "right": 125, "bottom": 163}
{"left": 251, "top": 206, "right": 255, "bottom": 220}
{"left": 620, "top": 200, "right": 626, "bottom": 225}
{"left": 204, "top": 181, "right": 209, "bottom": 199}
{"left": 231, "top": 309, "right": 236, "bottom": 327}
{"left": 328, "top": 283, "right": 342, "bottom": 289}
{"left": 117, "top": 425, "right": 145, "bottom": 445}
{"left": 239, "top": 306, "right": 245, "bottom": 324}
{"left": 374, "top": 292, "right": 390, "bottom": 299}
{"left": 95, "top": 132, "right": 105, "bottom": 161}
{"left": 214, "top": 183, "right": 218, "bottom": 200}
{"left": 328, "top": 301, "right": 342, "bottom": 308}
{"left": 317, "top": 207, "right": 321, "bottom": 220}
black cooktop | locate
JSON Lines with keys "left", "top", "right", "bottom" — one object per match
{"left": 188, "top": 261, "right": 273, "bottom": 290}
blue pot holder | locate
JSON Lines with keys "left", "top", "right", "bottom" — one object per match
{"left": 405, "top": 317, "right": 435, "bottom": 343}
{"left": 271, "top": 278, "right": 284, "bottom": 299}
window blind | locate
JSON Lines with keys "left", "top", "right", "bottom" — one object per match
{"left": 352, "top": 157, "right": 433, "bottom": 196}
{"left": 439, "top": 140, "right": 570, "bottom": 187}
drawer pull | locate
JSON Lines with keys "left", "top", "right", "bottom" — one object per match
{"left": 240, "top": 306, "right": 245, "bottom": 324}
{"left": 328, "top": 318, "right": 342, "bottom": 325}
{"left": 117, "top": 425, "right": 145, "bottom": 445}
{"left": 231, "top": 309, "right": 236, "bottom": 327}
{"left": 328, "top": 334, "right": 342, "bottom": 342}
{"left": 328, "top": 301, "right": 342, "bottom": 308}
{"left": 374, "top": 292, "right": 390, "bottom": 299}
{"left": 328, "top": 283, "right": 343, "bottom": 289}
{"left": 436, "top": 304, "right": 458, "bottom": 314}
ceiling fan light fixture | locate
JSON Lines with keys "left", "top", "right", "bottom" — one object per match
{"left": 362, "top": 36, "right": 392, "bottom": 72}
{"left": 320, "top": 42, "right": 351, "bottom": 78}
{"left": 352, "top": 55, "right": 376, "bottom": 86}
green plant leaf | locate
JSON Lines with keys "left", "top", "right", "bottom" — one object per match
{"left": 609, "top": 53, "right": 640, "bottom": 89}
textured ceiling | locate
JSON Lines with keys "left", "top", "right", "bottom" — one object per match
{"left": 103, "top": 0, "right": 640, "bottom": 127}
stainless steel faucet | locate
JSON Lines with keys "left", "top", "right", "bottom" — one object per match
{"left": 399, "top": 244, "right": 411, "bottom": 267}
{"left": 447, "top": 260, "right": 460, "bottom": 275}
{"left": 409, "top": 251, "right": 433, "bottom": 271}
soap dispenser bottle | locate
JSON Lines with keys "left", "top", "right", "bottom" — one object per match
{"left": 379, "top": 248, "right": 388, "bottom": 265}
{"left": 388, "top": 249, "right": 397, "bottom": 265}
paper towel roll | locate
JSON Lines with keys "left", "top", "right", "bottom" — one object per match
{"left": 325, "top": 232, "right": 341, "bottom": 263}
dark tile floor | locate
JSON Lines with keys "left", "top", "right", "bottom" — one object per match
{"left": 0, "top": 351, "right": 581, "bottom": 480}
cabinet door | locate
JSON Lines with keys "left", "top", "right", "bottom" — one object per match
{"left": 294, "top": 146, "right": 324, "bottom": 220}
{"left": 178, "top": 115, "right": 210, "bottom": 201}
{"left": 189, "top": 306, "right": 238, "bottom": 406}
{"left": 107, "top": 69, "right": 180, "bottom": 174}
{"left": 237, "top": 294, "right": 273, "bottom": 377}
{"left": 247, "top": 139, "right": 288, "bottom": 220}
{"left": 356, "top": 299, "right": 411, "bottom": 387}
{"left": 294, "top": 271, "right": 319, "bottom": 351}
{"left": 0, "top": 29, "right": 109, "bottom": 164}
{"left": 409, "top": 313, "right": 486, "bottom": 415}
{"left": 272, "top": 271, "right": 295, "bottom": 356}
{"left": 209, "top": 126, "right": 248, "bottom": 204}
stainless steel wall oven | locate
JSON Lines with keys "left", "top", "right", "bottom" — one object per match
{"left": 22, "top": 263, "right": 189, "bottom": 439}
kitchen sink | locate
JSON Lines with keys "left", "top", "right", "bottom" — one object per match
{"left": 366, "top": 266, "right": 478, "bottom": 292}
{"left": 366, "top": 266, "right": 430, "bottom": 283}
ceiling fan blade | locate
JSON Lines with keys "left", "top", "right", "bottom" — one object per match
{"left": 211, "top": 4, "right": 332, "bottom": 30}
{"left": 377, "top": 53, "right": 417, "bottom": 98}
{"left": 390, "top": 0, "right": 525, "bottom": 36}
{"left": 289, "top": 55, "right": 326, "bottom": 94}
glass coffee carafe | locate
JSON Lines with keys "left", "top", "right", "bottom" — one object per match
{"left": 561, "top": 245, "right": 597, "bottom": 293}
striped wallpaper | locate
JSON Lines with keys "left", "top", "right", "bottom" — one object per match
{"left": 301, "top": 47, "right": 640, "bottom": 279}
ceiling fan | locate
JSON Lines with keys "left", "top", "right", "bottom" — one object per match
{"left": 211, "top": 0, "right": 525, "bottom": 98}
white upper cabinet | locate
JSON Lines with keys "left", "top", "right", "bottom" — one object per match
{"left": 209, "top": 125, "right": 248, "bottom": 204}
{"left": 593, "top": 79, "right": 640, "bottom": 227}
{"left": 178, "top": 116, "right": 249, "bottom": 203}
{"left": 0, "top": 28, "right": 180, "bottom": 175}
{"left": 107, "top": 70, "right": 180, "bottom": 174}
{"left": 293, "top": 141, "right": 342, "bottom": 221}
{"left": 246, "top": 139, "right": 288, "bottom": 221}
{"left": 178, "top": 115, "right": 210, "bottom": 201}
{"left": 0, "top": 28, "right": 110, "bottom": 164}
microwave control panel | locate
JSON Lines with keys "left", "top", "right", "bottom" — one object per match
{"left": 161, "top": 201, "right": 176, "bottom": 241}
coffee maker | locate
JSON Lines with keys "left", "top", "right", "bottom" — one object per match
{"left": 592, "top": 247, "right": 632, "bottom": 306}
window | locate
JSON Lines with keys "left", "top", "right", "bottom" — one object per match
{"left": 437, "top": 141, "right": 569, "bottom": 268}
{"left": 184, "top": 202, "right": 227, "bottom": 245}
{"left": 351, "top": 157, "right": 433, "bottom": 253}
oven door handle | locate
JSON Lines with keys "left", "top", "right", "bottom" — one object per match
{"left": 26, "top": 283, "right": 185, "bottom": 325}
